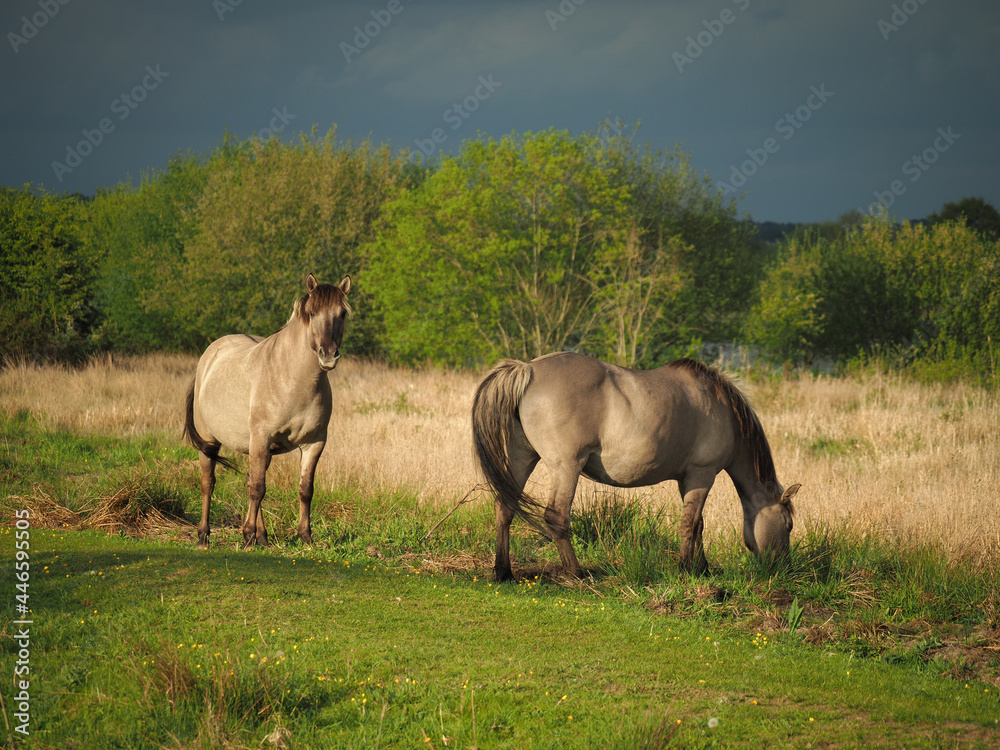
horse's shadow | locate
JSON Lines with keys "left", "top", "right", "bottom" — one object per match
{"left": 501, "top": 562, "right": 608, "bottom": 585}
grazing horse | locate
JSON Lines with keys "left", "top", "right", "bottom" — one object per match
{"left": 472, "top": 352, "right": 800, "bottom": 581}
{"left": 183, "top": 273, "right": 351, "bottom": 549}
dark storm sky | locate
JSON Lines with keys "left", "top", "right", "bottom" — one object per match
{"left": 3, "top": 0, "right": 998, "bottom": 221}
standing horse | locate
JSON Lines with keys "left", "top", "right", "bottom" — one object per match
{"left": 472, "top": 352, "right": 800, "bottom": 581}
{"left": 183, "top": 273, "right": 351, "bottom": 549}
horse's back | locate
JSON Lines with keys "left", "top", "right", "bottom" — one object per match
{"left": 521, "top": 352, "right": 680, "bottom": 428}
{"left": 197, "top": 334, "right": 261, "bottom": 396}
{"left": 518, "top": 353, "right": 736, "bottom": 487}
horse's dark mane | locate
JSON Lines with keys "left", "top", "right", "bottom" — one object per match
{"left": 299, "top": 284, "right": 352, "bottom": 319}
{"left": 668, "top": 358, "right": 778, "bottom": 489}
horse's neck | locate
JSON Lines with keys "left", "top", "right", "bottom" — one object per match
{"left": 270, "top": 319, "right": 322, "bottom": 383}
{"left": 726, "top": 450, "right": 773, "bottom": 513}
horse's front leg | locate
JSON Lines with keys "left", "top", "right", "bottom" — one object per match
{"left": 296, "top": 441, "right": 326, "bottom": 545}
{"left": 678, "top": 471, "right": 715, "bottom": 574}
{"left": 243, "top": 442, "right": 272, "bottom": 547}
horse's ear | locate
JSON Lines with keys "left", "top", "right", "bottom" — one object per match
{"left": 781, "top": 484, "right": 801, "bottom": 504}
{"left": 338, "top": 275, "right": 351, "bottom": 295}
{"left": 305, "top": 273, "right": 318, "bottom": 294}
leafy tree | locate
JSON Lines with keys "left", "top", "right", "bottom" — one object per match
{"left": 927, "top": 197, "right": 1000, "bottom": 241}
{"left": 909, "top": 220, "right": 1000, "bottom": 377}
{"left": 152, "top": 130, "right": 413, "bottom": 353}
{"left": 88, "top": 150, "right": 213, "bottom": 352}
{"left": 0, "top": 187, "right": 98, "bottom": 360}
{"left": 600, "top": 131, "right": 759, "bottom": 346}
{"left": 743, "top": 239, "right": 823, "bottom": 364}
{"left": 745, "top": 216, "right": 999, "bottom": 381}
{"left": 365, "top": 128, "right": 750, "bottom": 367}
{"left": 366, "top": 130, "right": 627, "bottom": 365}
{"left": 811, "top": 224, "right": 925, "bottom": 358}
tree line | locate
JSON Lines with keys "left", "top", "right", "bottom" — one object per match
{"left": 2, "top": 125, "right": 997, "bottom": 384}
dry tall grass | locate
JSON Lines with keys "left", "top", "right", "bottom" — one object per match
{"left": 3, "top": 354, "right": 998, "bottom": 566}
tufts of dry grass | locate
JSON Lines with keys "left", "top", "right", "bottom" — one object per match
{"left": 2, "top": 354, "right": 998, "bottom": 567}
{"left": 80, "top": 468, "right": 192, "bottom": 536}
{"left": 0, "top": 352, "right": 196, "bottom": 436}
{"left": 750, "top": 371, "right": 1000, "bottom": 569}
{"left": 10, "top": 489, "right": 83, "bottom": 529}
{"left": 318, "top": 359, "right": 482, "bottom": 503}
{"left": 9, "top": 468, "right": 192, "bottom": 536}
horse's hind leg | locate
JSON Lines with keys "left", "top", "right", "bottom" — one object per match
{"left": 494, "top": 500, "right": 518, "bottom": 583}
{"left": 494, "top": 432, "right": 538, "bottom": 583}
{"left": 243, "top": 443, "right": 272, "bottom": 547}
{"left": 296, "top": 442, "right": 325, "bottom": 545}
{"left": 197, "top": 453, "right": 216, "bottom": 549}
{"left": 544, "top": 463, "right": 584, "bottom": 579}
{"left": 678, "top": 470, "right": 716, "bottom": 574}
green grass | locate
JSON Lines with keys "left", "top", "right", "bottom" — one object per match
{"left": 4, "top": 530, "right": 999, "bottom": 749}
{"left": 2, "top": 410, "right": 1000, "bottom": 747}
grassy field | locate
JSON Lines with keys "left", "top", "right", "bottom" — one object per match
{"left": 2, "top": 354, "right": 999, "bottom": 748}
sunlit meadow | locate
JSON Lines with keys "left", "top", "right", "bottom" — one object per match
{"left": 3, "top": 353, "right": 998, "bottom": 569}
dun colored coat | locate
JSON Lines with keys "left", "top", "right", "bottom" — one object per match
{"left": 184, "top": 273, "right": 351, "bottom": 548}
{"left": 472, "top": 352, "right": 800, "bottom": 581}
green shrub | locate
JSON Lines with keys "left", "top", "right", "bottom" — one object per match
{"left": 0, "top": 187, "right": 99, "bottom": 360}
{"left": 365, "top": 127, "right": 753, "bottom": 367}
{"left": 745, "top": 217, "right": 999, "bottom": 383}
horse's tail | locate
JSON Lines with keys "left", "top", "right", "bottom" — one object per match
{"left": 183, "top": 379, "right": 239, "bottom": 472}
{"left": 471, "top": 359, "right": 544, "bottom": 530}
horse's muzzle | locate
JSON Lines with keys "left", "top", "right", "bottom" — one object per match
{"left": 317, "top": 347, "right": 340, "bottom": 371}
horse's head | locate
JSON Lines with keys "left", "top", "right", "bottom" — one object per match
{"left": 300, "top": 273, "right": 351, "bottom": 370}
{"left": 750, "top": 483, "right": 799, "bottom": 559}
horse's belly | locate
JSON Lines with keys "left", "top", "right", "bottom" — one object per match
{"left": 197, "top": 387, "right": 253, "bottom": 454}
{"left": 269, "top": 410, "right": 330, "bottom": 451}
{"left": 582, "top": 445, "right": 681, "bottom": 488}
{"left": 213, "top": 428, "right": 252, "bottom": 455}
